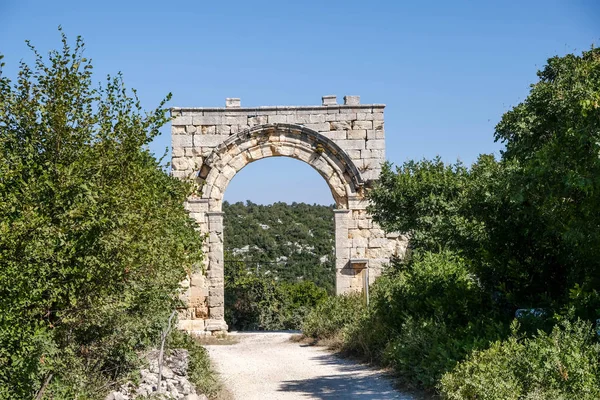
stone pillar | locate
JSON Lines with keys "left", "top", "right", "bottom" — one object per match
{"left": 205, "top": 211, "right": 228, "bottom": 332}
{"left": 334, "top": 209, "right": 351, "bottom": 295}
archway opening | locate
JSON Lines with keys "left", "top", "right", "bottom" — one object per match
{"left": 222, "top": 157, "right": 336, "bottom": 331}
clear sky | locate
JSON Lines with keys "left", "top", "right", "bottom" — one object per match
{"left": 1, "top": 1, "right": 598, "bottom": 204}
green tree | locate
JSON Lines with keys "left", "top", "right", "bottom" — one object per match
{"left": 0, "top": 31, "right": 203, "bottom": 398}
{"left": 494, "top": 47, "right": 600, "bottom": 318}
{"left": 354, "top": 46, "right": 600, "bottom": 392}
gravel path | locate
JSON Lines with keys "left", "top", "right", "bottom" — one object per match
{"left": 204, "top": 332, "right": 418, "bottom": 400}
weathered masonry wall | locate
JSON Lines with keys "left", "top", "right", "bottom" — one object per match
{"left": 172, "top": 95, "right": 408, "bottom": 333}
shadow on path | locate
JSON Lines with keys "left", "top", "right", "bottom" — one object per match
{"left": 278, "top": 352, "right": 415, "bottom": 400}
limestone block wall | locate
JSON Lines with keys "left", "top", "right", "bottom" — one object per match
{"left": 171, "top": 95, "right": 385, "bottom": 183}
{"left": 171, "top": 96, "right": 407, "bottom": 333}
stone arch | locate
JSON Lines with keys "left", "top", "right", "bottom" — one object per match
{"left": 171, "top": 96, "right": 408, "bottom": 333}
{"left": 198, "top": 124, "right": 365, "bottom": 210}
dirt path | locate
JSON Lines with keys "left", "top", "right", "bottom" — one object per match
{"left": 204, "top": 332, "right": 418, "bottom": 400}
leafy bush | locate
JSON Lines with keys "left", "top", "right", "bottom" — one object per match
{"left": 0, "top": 32, "right": 204, "bottom": 398}
{"left": 384, "top": 317, "right": 507, "bottom": 389}
{"left": 359, "top": 46, "right": 600, "bottom": 395}
{"left": 440, "top": 319, "right": 600, "bottom": 400}
{"left": 339, "top": 251, "right": 507, "bottom": 388}
{"left": 301, "top": 293, "right": 365, "bottom": 341}
{"left": 225, "top": 255, "right": 328, "bottom": 330}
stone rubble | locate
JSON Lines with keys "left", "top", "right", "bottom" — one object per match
{"left": 105, "top": 349, "right": 208, "bottom": 400}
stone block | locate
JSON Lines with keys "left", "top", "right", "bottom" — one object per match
{"left": 361, "top": 169, "right": 381, "bottom": 181}
{"left": 172, "top": 147, "right": 185, "bottom": 157}
{"left": 309, "top": 114, "right": 326, "bottom": 123}
{"left": 353, "top": 120, "right": 372, "bottom": 130}
{"left": 209, "top": 232, "right": 222, "bottom": 243}
{"left": 326, "top": 130, "right": 347, "bottom": 140}
{"left": 224, "top": 116, "right": 247, "bottom": 125}
{"left": 172, "top": 125, "right": 186, "bottom": 134}
{"left": 226, "top": 98, "right": 241, "bottom": 108}
{"left": 290, "top": 114, "right": 310, "bottom": 124}
{"left": 208, "top": 295, "right": 224, "bottom": 307}
{"left": 248, "top": 115, "right": 268, "bottom": 126}
{"left": 336, "top": 139, "right": 366, "bottom": 150}
{"left": 322, "top": 95, "right": 337, "bottom": 106}
{"left": 345, "top": 149, "right": 361, "bottom": 158}
{"left": 348, "top": 130, "right": 367, "bottom": 140}
{"left": 206, "top": 317, "right": 227, "bottom": 330}
{"left": 357, "top": 218, "right": 372, "bottom": 229}
{"left": 193, "top": 115, "right": 222, "bottom": 125}
{"left": 172, "top": 116, "right": 193, "bottom": 126}
{"left": 194, "top": 135, "right": 230, "bottom": 147}
{"left": 366, "top": 247, "right": 389, "bottom": 259}
{"left": 190, "top": 319, "right": 206, "bottom": 331}
{"left": 369, "top": 238, "right": 390, "bottom": 248}
{"left": 366, "top": 139, "right": 385, "bottom": 149}
{"left": 171, "top": 170, "right": 190, "bottom": 179}
{"left": 172, "top": 135, "right": 193, "bottom": 147}
{"left": 351, "top": 247, "right": 367, "bottom": 258}
{"left": 177, "top": 319, "right": 192, "bottom": 331}
{"left": 344, "top": 95, "right": 360, "bottom": 105}
{"left": 352, "top": 237, "right": 368, "bottom": 248}
{"left": 268, "top": 114, "right": 287, "bottom": 124}
{"left": 184, "top": 200, "right": 207, "bottom": 213}
{"left": 336, "top": 113, "right": 357, "bottom": 121}
{"left": 367, "top": 129, "right": 385, "bottom": 139}
{"left": 330, "top": 121, "right": 351, "bottom": 131}
{"left": 304, "top": 122, "right": 330, "bottom": 132}
{"left": 199, "top": 125, "right": 216, "bottom": 134}
{"left": 216, "top": 125, "right": 231, "bottom": 135}
{"left": 208, "top": 306, "right": 225, "bottom": 319}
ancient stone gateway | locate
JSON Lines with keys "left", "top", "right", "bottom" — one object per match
{"left": 171, "top": 95, "right": 407, "bottom": 333}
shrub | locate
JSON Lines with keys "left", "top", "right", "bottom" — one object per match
{"left": 384, "top": 317, "right": 507, "bottom": 389}
{"left": 0, "top": 32, "right": 204, "bottom": 398}
{"left": 224, "top": 256, "right": 328, "bottom": 331}
{"left": 301, "top": 293, "right": 365, "bottom": 341}
{"left": 337, "top": 251, "right": 508, "bottom": 389}
{"left": 440, "top": 319, "right": 600, "bottom": 400}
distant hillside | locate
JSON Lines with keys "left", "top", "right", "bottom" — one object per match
{"left": 223, "top": 201, "right": 335, "bottom": 292}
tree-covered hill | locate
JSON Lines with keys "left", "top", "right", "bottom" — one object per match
{"left": 223, "top": 201, "right": 335, "bottom": 293}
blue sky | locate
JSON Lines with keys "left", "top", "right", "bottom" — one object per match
{"left": 1, "top": 1, "right": 598, "bottom": 204}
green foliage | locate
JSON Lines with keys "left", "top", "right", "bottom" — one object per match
{"left": 494, "top": 47, "right": 600, "bottom": 319}
{"left": 356, "top": 46, "right": 600, "bottom": 394}
{"left": 0, "top": 31, "right": 203, "bottom": 398}
{"left": 222, "top": 201, "right": 335, "bottom": 331}
{"left": 368, "top": 158, "right": 482, "bottom": 253}
{"left": 225, "top": 253, "right": 327, "bottom": 331}
{"left": 338, "top": 251, "right": 507, "bottom": 388}
{"left": 301, "top": 292, "right": 365, "bottom": 341}
{"left": 223, "top": 201, "right": 335, "bottom": 292}
{"left": 384, "top": 317, "right": 507, "bottom": 389}
{"left": 440, "top": 319, "right": 600, "bottom": 400}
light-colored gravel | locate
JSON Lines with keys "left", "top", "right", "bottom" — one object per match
{"left": 204, "top": 331, "right": 418, "bottom": 400}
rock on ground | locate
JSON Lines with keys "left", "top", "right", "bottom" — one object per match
{"left": 105, "top": 349, "right": 208, "bottom": 400}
